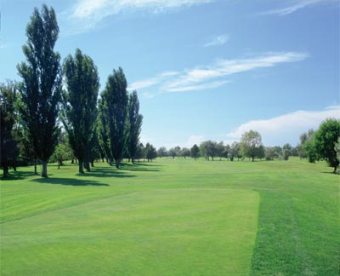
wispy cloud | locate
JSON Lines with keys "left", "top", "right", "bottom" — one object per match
{"left": 263, "top": 0, "right": 338, "bottom": 16}
{"left": 128, "top": 71, "right": 179, "bottom": 91}
{"left": 129, "top": 52, "right": 308, "bottom": 96}
{"left": 226, "top": 105, "right": 340, "bottom": 145}
{"left": 65, "top": 0, "right": 215, "bottom": 33}
{"left": 204, "top": 34, "right": 229, "bottom": 47}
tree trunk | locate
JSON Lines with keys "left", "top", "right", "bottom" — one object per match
{"left": 252, "top": 156, "right": 255, "bottom": 162}
{"left": 34, "top": 159, "right": 38, "bottom": 175}
{"left": 91, "top": 160, "right": 94, "bottom": 167}
{"left": 333, "top": 166, "right": 337, "bottom": 174}
{"left": 79, "top": 160, "right": 85, "bottom": 174}
{"left": 3, "top": 166, "right": 9, "bottom": 178}
{"left": 115, "top": 159, "right": 120, "bottom": 169}
{"left": 41, "top": 160, "right": 48, "bottom": 178}
{"left": 84, "top": 161, "right": 91, "bottom": 172}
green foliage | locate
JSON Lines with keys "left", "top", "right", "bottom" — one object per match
{"left": 240, "top": 130, "right": 263, "bottom": 161}
{"left": 17, "top": 5, "right": 62, "bottom": 177}
{"left": 229, "top": 142, "right": 241, "bottom": 161}
{"left": 190, "top": 144, "right": 200, "bottom": 159}
{"left": 102, "top": 68, "right": 129, "bottom": 168}
{"left": 314, "top": 118, "right": 340, "bottom": 172}
{"left": 200, "top": 140, "right": 217, "bottom": 160}
{"left": 0, "top": 82, "right": 19, "bottom": 177}
{"left": 157, "top": 147, "right": 168, "bottom": 157}
{"left": 181, "top": 148, "right": 191, "bottom": 159}
{"left": 145, "top": 143, "right": 157, "bottom": 161}
{"left": 127, "top": 91, "right": 143, "bottom": 162}
{"left": 62, "top": 49, "right": 99, "bottom": 173}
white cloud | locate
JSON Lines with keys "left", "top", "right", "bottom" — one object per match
{"left": 185, "top": 135, "right": 205, "bottom": 147}
{"left": 226, "top": 106, "right": 340, "bottom": 146}
{"left": 128, "top": 71, "right": 179, "bottom": 91}
{"left": 66, "top": 0, "right": 214, "bottom": 32}
{"left": 263, "top": 0, "right": 338, "bottom": 16}
{"left": 130, "top": 52, "right": 308, "bottom": 95}
{"left": 204, "top": 34, "right": 229, "bottom": 47}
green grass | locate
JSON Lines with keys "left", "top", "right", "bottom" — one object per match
{"left": 0, "top": 158, "right": 339, "bottom": 275}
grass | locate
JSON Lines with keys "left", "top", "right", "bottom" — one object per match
{"left": 0, "top": 158, "right": 339, "bottom": 275}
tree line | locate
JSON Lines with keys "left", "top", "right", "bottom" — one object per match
{"left": 156, "top": 121, "right": 340, "bottom": 173}
{"left": 0, "top": 5, "right": 150, "bottom": 178}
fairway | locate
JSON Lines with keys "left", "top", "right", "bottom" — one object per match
{"left": 0, "top": 158, "right": 339, "bottom": 275}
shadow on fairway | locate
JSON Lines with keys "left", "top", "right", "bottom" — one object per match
{"left": 81, "top": 167, "right": 136, "bottom": 178}
{"left": 33, "top": 177, "right": 109, "bottom": 186}
{"left": 1, "top": 171, "right": 37, "bottom": 181}
{"left": 119, "top": 163, "right": 160, "bottom": 172}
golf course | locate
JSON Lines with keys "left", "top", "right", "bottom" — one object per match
{"left": 0, "top": 158, "right": 338, "bottom": 275}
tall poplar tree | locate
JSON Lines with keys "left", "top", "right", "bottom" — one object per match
{"left": 17, "top": 5, "right": 61, "bottom": 177}
{"left": 62, "top": 49, "right": 99, "bottom": 173}
{"left": 102, "top": 68, "right": 128, "bottom": 168}
{"left": 127, "top": 91, "right": 143, "bottom": 163}
{"left": 0, "top": 82, "right": 19, "bottom": 178}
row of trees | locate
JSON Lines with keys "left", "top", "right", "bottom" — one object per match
{"left": 0, "top": 5, "right": 145, "bottom": 177}
{"left": 157, "top": 131, "right": 294, "bottom": 162}
{"left": 156, "top": 121, "right": 340, "bottom": 173}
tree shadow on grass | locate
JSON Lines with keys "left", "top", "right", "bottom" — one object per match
{"left": 119, "top": 162, "right": 160, "bottom": 172}
{"left": 33, "top": 177, "right": 109, "bottom": 186}
{"left": 1, "top": 171, "right": 37, "bottom": 181}
{"left": 81, "top": 167, "right": 136, "bottom": 178}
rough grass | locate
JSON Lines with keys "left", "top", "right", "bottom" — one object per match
{"left": 0, "top": 158, "right": 339, "bottom": 275}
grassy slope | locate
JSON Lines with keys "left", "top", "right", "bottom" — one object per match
{"left": 0, "top": 158, "right": 339, "bottom": 275}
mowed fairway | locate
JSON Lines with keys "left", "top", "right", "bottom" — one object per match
{"left": 0, "top": 158, "right": 339, "bottom": 275}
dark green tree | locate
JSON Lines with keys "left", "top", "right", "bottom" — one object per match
{"left": 190, "top": 144, "right": 200, "bottom": 159}
{"left": 97, "top": 98, "right": 112, "bottom": 163}
{"left": 17, "top": 5, "right": 61, "bottom": 177}
{"left": 200, "top": 141, "right": 217, "bottom": 160}
{"left": 314, "top": 118, "right": 340, "bottom": 173}
{"left": 62, "top": 49, "right": 99, "bottom": 173}
{"left": 102, "top": 68, "right": 129, "bottom": 168}
{"left": 145, "top": 143, "right": 157, "bottom": 162}
{"left": 0, "top": 82, "right": 19, "bottom": 177}
{"left": 127, "top": 91, "right": 143, "bottom": 163}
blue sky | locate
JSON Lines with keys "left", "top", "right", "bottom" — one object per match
{"left": 1, "top": 0, "right": 339, "bottom": 148}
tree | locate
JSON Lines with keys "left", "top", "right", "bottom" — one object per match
{"left": 240, "top": 130, "right": 263, "bottom": 161}
{"left": 127, "top": 91, "right": 143, "bottom": 163}
{"left": 17, "top": 5, "right": 61, "bottom": 177}
{"left": 51, "top": 132, "right": 72, "bottom": 169}
{"left": 314, "top": 118, "right": 340, "bottom": 173}
{"left": 0, "top": 82, "right": 19, "bottom": 177}
{"left": 135, "top": 143, "right": 146, "bottom": 161}
{"left": 229, "top": 142, "right": 240, "bottom": 161}
{"left": 97, "top": 98, "right": 112, "bottom": 163}
{"left": 335, "top": 138, "right": 340, "bottom": 173}
{"left": 145, "top": 143, "right": 157, "bottom": 162}
{"left": 181, "top": 148, "right": 191, "bottom": 159}
{"left": 215, "top": 141, "right": 225, "bottom": 160}
{"left": 298, "top": 129, "right": 314, "bottom": 158}
{"left": 200, "top": 141, "right": 217, "bottom": 160}
{"left": 157, "top": 147, "right": 168, "bottom": 158}
{"left": 169, "top": 147, "right": 177, "bottom": 159}
{"left": 190, "top": 144, "right": 200, "bottom": 159}
{"left": 102, "top": 68, "right": 129, "bottom": 168}
{"left": 282, "top": 143, "right": 292, "bottom": 160}
{"left": 62, "top": 49, "right": 99, "bottom": 173}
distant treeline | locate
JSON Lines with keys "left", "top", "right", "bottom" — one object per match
{"left": 155, "top": 123, "right": 340, "bottom": 173}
